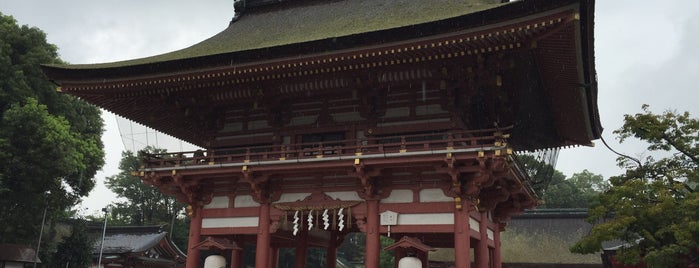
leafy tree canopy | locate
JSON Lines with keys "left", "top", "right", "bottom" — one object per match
{"left": 0, "top": 12, "right": 104, "bottom": 245}
{"left": 572, "top": 105, "right": 699, "bottom": 267}
{"left": 516, "top": 153, "right": 607, "bottom": 208}
{"left": 540, "top": 170, "right": 609, "bottom": 208}
{"left": 53, "top": 219, "right": 94, "bottom": 268}
{"left": 105, "top": 148, "right": 189, "bottom": 250}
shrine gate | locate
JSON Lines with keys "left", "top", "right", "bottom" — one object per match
{"left": 43, "top": 0, "right": 600, "bottom": 267}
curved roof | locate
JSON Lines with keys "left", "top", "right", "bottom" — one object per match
{"left": 46, "top": 0, "right": 507, "bottom": 71}
{"left": 91, "top": 226, "right": 167, "bottom": 254}
{"left": 0, "top": 244, "right": 40, "bottom": 263}
{"left": 42, "top": 0, "right": 601, "bottom": 149}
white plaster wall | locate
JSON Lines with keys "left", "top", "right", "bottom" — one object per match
{"left": 384, "top": 107, "right": 410, "bottom": 118}
{"left": 334, "top": 111, "right": 362, "bottom": 122}
{"left": 202, "top": 217, "right": 259, "bottom": 228}
{"left": 234, "top": 195, "right": 260, "bottom": 207}
{"left": 419, "top": 188, "right": 452, "bottom": 202}
{"left": 276, "top": 193, "right": 312, "bottom": 203}
{"left": 381, "top": 189, "right": 413, "bottom": 203}
{"left": 204, "top": 196, "right": 229, "bottom": 209}
{"left": 470, "top": 217, "right": 480, "bottom": 231}
{"left": 289, "top": 115, "right": 317, "bottom": 126}
{"left": 415, "top": 104, "right": 446, "bottom": 116}
{"left": 325, "top": 191, "right": 362, "bottom": 201}
{"left": 397, "top": 213, "right": 453, "bottom": 225}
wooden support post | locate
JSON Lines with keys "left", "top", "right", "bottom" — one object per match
{"left": 454, "top": 199, "right": 471, "bottom": 268}
{"left": 475, "top": 212, "right": 489, "bottom": 268}
{"left": 186, "top": 205, "right": 203, "bottom": 268}
{"left": 365, "top": 200, "right": 380, "bottom": 268}
{"left": 326, "top": 232, "right": 338, "bottom": 268}
{"left": 270, "top": 246, "right": 279, "bottom": 268}
{"left": 230, "top": 249, "right": 241, "bottom": 268}
{"left": 493, "top": 224, "right": 503, "bottom": 268}
{"left": 255, "top": 203, "right": 271, "bottom": 268}
{"left": 419, "top": 251, "right": 430, "bottom": 268}
{"left": 294, "top": 226, "right": 309, "bottom": 268}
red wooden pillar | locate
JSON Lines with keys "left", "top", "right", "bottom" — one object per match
{"left": 454, "top": 199, "right": 471, "bottom": 268}
{"left": 294, "top": 225, "right": 308, "bottom": 268}
{"left": 270, "top": 246, "right": 279, "bottom": 268}
{"left": 256, "top": 203, "right": 271, "bottom": 268}
{"left": 186, "top": 205, "right": 203, "bottom": 268}
{"left": 493, "top": 223, "right": 503, "bottom": 268}
{"left": 231, "top": 249, "right": 242, "bottom": 268}
{"left": 475, "top": 212, "right": 489, "bottom": 268}
{"left": 326, "top": 231, "right": 338, "bottom": 268}
{"left": 365, "top": 200, "right": 380, "bottom": 268}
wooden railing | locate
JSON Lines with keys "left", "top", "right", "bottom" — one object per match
{"left": 142, "top": 127, "right": 512, "bottom": 169}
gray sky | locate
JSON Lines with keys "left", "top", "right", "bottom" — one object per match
{"left": 2, "top": 0, "right": 699, "bottom": 215}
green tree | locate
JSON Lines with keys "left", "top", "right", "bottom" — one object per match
{"left": 572, "top": 106, "right": 699, "bottom": 267}
{"left": 54, "top": 220, "right": 94, "bottom": 268}
{"left": 540, "top": 170, "right": 609, "bottom": 208}
{"left": 514, "top": 153, "right": 566, "bottom": 198}
{"left": 105, "top": 148, "right": 189, "bottom": 250}
{"left": 0, "top": 12, "right": 105, "bottom": 247}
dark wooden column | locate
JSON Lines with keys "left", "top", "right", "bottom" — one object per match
{"left": 256, "top": 202, "right": 271, "bottom": 268}
{"left": 493, "top": 223, "right": 504, "bottom": 268}
{"left": 475, "top": 211, "right": 489, "bottom": 268}
{"left": 231, "top": 248, "right": 242, "bottom": 268}
{"left": 270, "top": 246, "right": 279, "bottom": 268}
{"left": 186, "top": 205, "right": 203, "bottom": 268}
{"left": 294, "top": 225, "right": 309, "bottom": 268}
{"left": 453, "top": 198, "right": 471, "bottom": 268}
{"left": 365, "top": 199, "right": 380, "bottom": 268}
{"left": 326, "top": 231, "right": 338, "bottom": 268}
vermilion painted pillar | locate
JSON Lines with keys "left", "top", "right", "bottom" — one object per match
{"left": 493, "top": 224, "right": 503, "bottom": 268}
{"left": 256, "top": 203, "right": 271, "bottom": 268}
{"left": 475, "top": 212, "right": 489, "bottom": 268}
{"left": 231, "top": 249, "right": 241, "bottom": 268}
{"left": 186, "top": 205, "right": 203, "bottom": 268}
{"left": 326, "top": 232, "right": 338, "bottom": 268}
{"left": 294, "top": 225, "right": 308, "bottom": 268}
{"left": 365, "top": 200, "right": 380, "bottom": 268}
{"left": 270, "top": 247, "right": 279, "bottom": 268}
{"left": 454, "top": 199, "right": 471, "bottom": 268}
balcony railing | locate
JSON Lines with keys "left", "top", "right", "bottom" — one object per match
{"left": 141, "top": 127, "right": 512, "bottom": 170}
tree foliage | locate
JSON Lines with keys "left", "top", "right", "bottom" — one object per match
{"left": 0, "top": 12, "right": 104, "bottom": 245}
{"left": 105, "top": 148, "right": 189, "bottom": 250}
{"left": 516, "top": 153, "right": 607, "bottom": 208}
{"left": 54, "top": 220, "right": 94, "bottom": 268}
{"left": 572, "top": 106, "right": 699, "bottom": 267}
{"left": 540, "top": 170, "right": 609, "bottom": 208}
{"left": 515, "top": 153, "right": 564, "bottom": 196}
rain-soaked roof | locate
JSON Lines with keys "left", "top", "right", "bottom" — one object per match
{"left": 91, "top": 226, "right": 167, "bottom": 254}
{"left": 45, "top": 0, "right": 509, "bottom": 71}
{"left": 0, "top": 244, "right": 40, "bottom": 263}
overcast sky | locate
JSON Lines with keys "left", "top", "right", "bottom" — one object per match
{"left": 2, "top": 0, "right": 699, "bottom": 215}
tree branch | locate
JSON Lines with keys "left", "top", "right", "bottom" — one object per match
{"left": 662, "top": 134, "right": 699, "bottom": 164}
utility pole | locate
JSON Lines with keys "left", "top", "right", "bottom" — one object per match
{"left": 97, "top": 206, "right": 112, "bottom": 267}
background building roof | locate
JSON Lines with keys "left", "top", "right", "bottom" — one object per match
{"left": 0, "top": 243, "right": 40, "bottom": 263}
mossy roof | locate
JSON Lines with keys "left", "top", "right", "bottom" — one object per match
{"left": 49, "top": 0, "right": 508, "bottom": 70}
